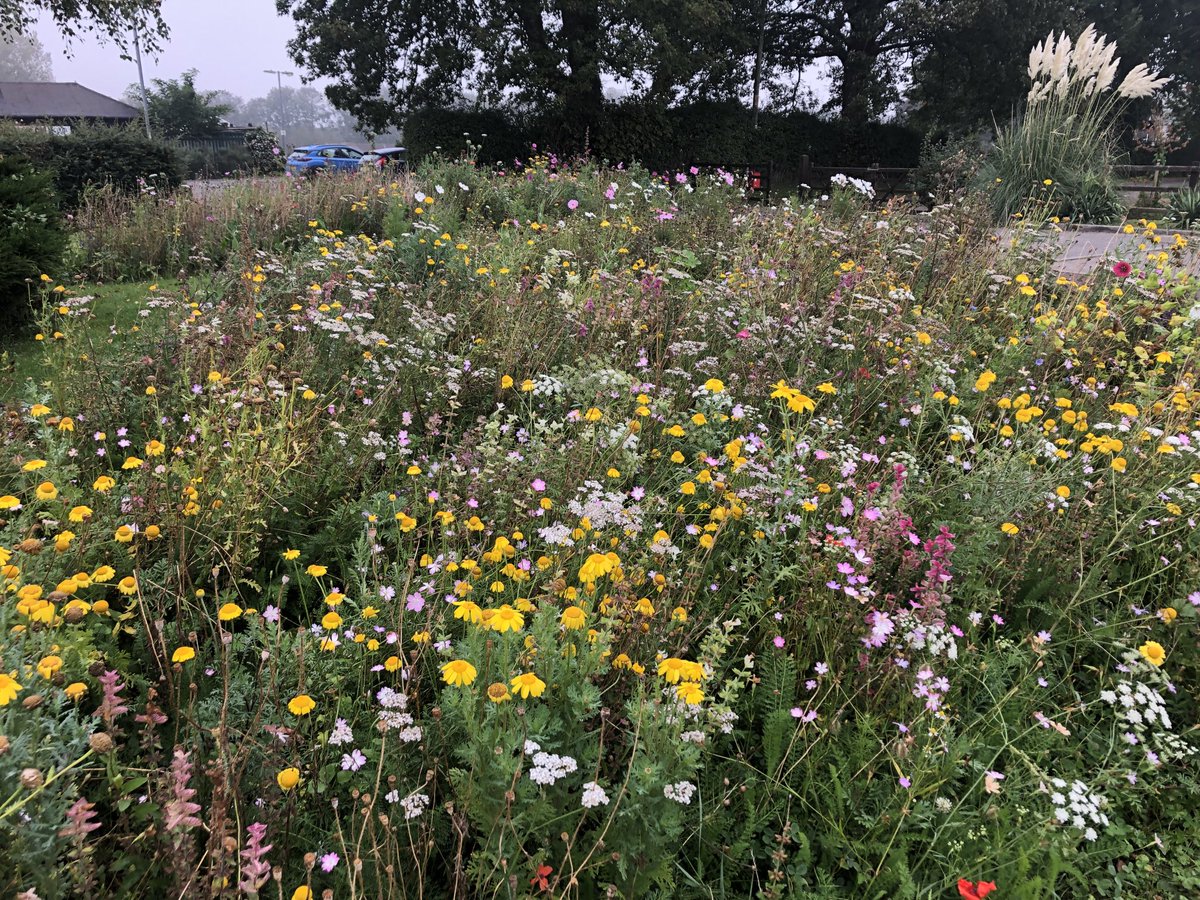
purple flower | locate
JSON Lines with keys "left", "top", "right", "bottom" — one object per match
{"left": 773, "top": 636, "right": 785, "bottom": 648}
{"left": 320, "top": 852, "right": 339, "bottom": 872}
{"left": 406, "top": 592, "right": 425, "bottom": 612}
{"left": 262, "top": 605, "right": 280, "bottom": 623}
{"left": 340, "top": 749, "right": 367, "bottom": 771}
{"left": 899, "top": 776, "right": 911, "bottom": 788}
{"left": 567, "top": 199, "right": 579, "bottom": 210}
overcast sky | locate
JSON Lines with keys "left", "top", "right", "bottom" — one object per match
{"left": 34, "top": 0, "right": 322, "bottom": 102}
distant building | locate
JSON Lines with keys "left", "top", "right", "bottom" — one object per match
{"left": 0, "top": 82, "right": 140, "bottom": 129}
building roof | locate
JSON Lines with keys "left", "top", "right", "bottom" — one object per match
{"left": 0, "top": 82, "right": 140, "bottom": 121}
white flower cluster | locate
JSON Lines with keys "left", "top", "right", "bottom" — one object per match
{"left": 581, "top": 781, "right": 610, "bottom": 809}
{"left": 709, "top": 708, "right": 738, "bottom": 734}
{"left": 377, "top": 687, "right": 422, "bottom": 742}
{"left": 525, "top": 740, "right": 578, "bottom": 786}
{"left": 399, "top": 792, "right": 431, "bottom": 820}
{"left": 328, "top": 717, "right": 354, "bottom": 746}
{"left": 1100, "top": 677, "right": 1193, "bottom": 764}
{"left": 897, "top": 613, "right": 960, "bottom": 661}
{"left": 537, "top": 522, "right": 575, "bottom": 547}
{"left": 830, "top": 173, "right": 876, "bottom": 199}
{"left": 1101, "top": 680, "right": 1171, "bottom": 730}
{"left": 663, "top": 781, "right": 697, "bottom": 805}
{"left": 1046, "top": 777, "right": 1108, "bottom": 841}
{"left": 567, "top": 481, "right": 643, "bottom": 533}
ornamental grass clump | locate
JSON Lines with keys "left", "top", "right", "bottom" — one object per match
{"left": 983, "top": 24, "right": 1169, "bottom": 223}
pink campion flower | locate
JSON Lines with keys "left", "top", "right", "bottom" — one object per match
{"left": 773, "top": 636, "right": 785, "bottom": 648}
{"left": 567, "top": 199, "right": 579, "bottom": 210}
{"left": 689, "top": 166, "right": 699, "bottom": 175}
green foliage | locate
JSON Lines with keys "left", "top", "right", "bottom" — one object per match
{"left": 1168, "top": 185, "right": 1200, "bottom": 227}
{"left": 977, "top": 25, "right": 1153, "bottom": 223}
{"left": 0, "top": 154, "right": 67, "bottom": 325}
{"left": 0, "top": 0, "right": 168, "bottom": 54}
{"left": 0, "top": 123, "right": 182, "bottom": 208}
{"left": 135, "top": 69, "right": 233, "bottom": 140}
{"left": 403, "top": 101, "right": 925, "bottom": 176}
{"left": 1, "top": 157, "right": 1199, "bottom": 898}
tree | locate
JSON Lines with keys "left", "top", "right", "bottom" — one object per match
{"left": 767, "top": 0, "right": 940, "bottom": 122}
{"left": 241, "top": 86, "right": 341, "bottom": 133}
{"left": 0, "top": 28, "right": 53, "bottom": 80}
{"left": 0, "top": 0, "right": 167, "bottom": 54}
{"left": 278, "top": 0, "right": 738, "bottom": 135}
{"left": 127, "top": 70, "right": 232, "bottom": 139}
{"left": 208, "top": 90, "right": 244, "bottom": 118}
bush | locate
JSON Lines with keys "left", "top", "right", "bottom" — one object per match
{"left": 0, "top": 155, "right": 67, "bottom": 326}
{"left": 0, "top": 123, "right": 183, "bottom": 208}
{"left": 403, "top": 106, "right": 532, "bottom": 167}
{"left": 1168, "top": 185, "right": 1200, "bottom": 228}
{"left": 403, "top": 102, "right": 925, "bottom": 181}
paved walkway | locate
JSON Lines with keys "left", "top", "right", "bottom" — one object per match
{"left": 1039, "top": 227, "right": 1200, "bottom": 277}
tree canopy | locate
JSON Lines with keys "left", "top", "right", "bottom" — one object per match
{"left": 278, "top": 0, "right": 1200, "bottom": 145}
{"left": 0, "top": 0, "right": 167, "bottom": 54}
{"left": 0, "top": 27, "right": 54, "bottom": 80}
{"left": 125, "top": 69, "right": 232, "bottom": 140}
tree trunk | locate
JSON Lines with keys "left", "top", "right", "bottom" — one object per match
{"left": 751, "top": 2, "right": 766, "bottom": 129}
{"left": 838, "top": 46, "right": 876, "bottom": 123}
{"left": 558, "top": 0, "right": 605, "bottom": 132}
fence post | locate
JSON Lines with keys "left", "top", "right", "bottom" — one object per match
{"left": 1190, "top": 163, "right": 1199, "bottom": 190}
{"left": 800, "top": 154, "right": 811, "bottom": 187}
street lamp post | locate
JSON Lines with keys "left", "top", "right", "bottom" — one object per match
{"left": 132, "top": 19, "right": 152, "bottom": 139}
{"left": 263, "top": 69, "right": 294, "bottom": 147}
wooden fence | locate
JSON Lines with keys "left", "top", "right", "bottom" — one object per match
{"left": 793, "top": 155, "right": 1200, "bottom": 200}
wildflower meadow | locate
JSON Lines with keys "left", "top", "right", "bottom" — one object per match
{"left": 2, "top": 31, "right": 1199, "bottom": 900}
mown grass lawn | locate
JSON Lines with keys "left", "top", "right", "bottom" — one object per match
{"left": 0, "top": 280, "right": 179, "bottom": 401}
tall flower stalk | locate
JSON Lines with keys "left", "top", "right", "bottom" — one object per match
{"left": 985, "top": 24, "right": 1169, "bottom": 223}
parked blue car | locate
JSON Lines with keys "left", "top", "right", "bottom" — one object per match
{"left": 285, "top": 144, "right": 364, "bottom": 175}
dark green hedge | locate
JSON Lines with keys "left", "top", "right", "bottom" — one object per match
{"left": 0, "top": 124, "right": 183, "bottom": 208}
{"left": 404, "top": 102, "right": 924, "bottom": 180}
{"left": 0, "top": 154, "right": 68, "bottom": 325}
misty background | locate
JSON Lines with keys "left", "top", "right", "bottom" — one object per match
{"left": 6, "top": 0, "right": 833, "bottom": 150}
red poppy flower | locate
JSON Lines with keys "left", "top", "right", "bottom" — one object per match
{"left": 530, "top": 864, "right": 553, "bottom": 892}
{"left": 1112, "top": 261, "right": 1132, "bottom": 278}
{"left": 958, "top": 879, "right": 997, "bottom": 900}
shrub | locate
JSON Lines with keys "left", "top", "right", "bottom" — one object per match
{"left": 403, "top": 106, "right": 532, "bottom": 167}
{"left": 0, "top": 123, "right": 183, "bottom": 208}
{"left": 403, "top": 102, "right": 925, "bottom": 181}
{"left": 1168, "top": 185, "right": 1200, "bottom": 228}
{"left": 0, "top": 155, "right": 67, "bottom": 326}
